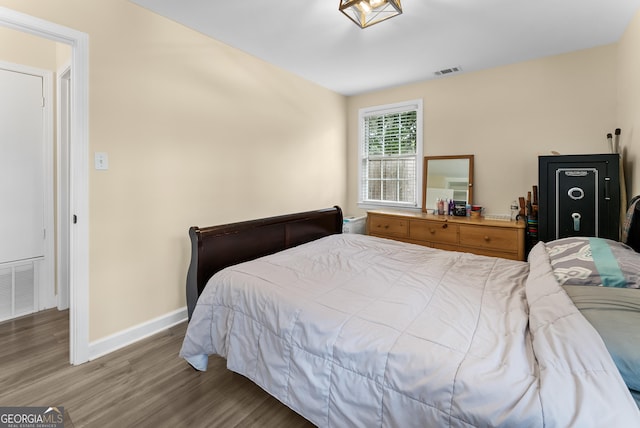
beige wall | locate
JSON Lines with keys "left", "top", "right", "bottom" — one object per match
{"left": 618, "top": 9, "right": 640, "bottom": 200}
{"left": 0, "top": 1, "right": 347, "bottom": 341}
{"left": 347, "top": 45, "right": 619, "bottom": 216}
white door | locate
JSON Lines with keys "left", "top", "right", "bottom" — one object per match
{"left": 0, "top": 66, "right": 46, "bottom": 319}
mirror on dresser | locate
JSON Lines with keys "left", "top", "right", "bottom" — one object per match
{"left": 422, "top": 155, "right": 474, "bottom": 213}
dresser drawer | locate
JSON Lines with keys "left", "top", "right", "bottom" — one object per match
{"left": 368, "top": 214, "right": 409, "bottom": 238}
{"left": 410, "top": 220, "right": 459, "bottom": 244}
{"left": 459, "top": 225, "right": 519, "bottom": 252}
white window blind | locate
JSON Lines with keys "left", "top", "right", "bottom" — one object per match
{"left": 359, "top": 100, "right": 423, "bottom": 208}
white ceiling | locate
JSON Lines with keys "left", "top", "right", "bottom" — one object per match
{"left": 130, "top": 0, "right": 640, "bottom": 96}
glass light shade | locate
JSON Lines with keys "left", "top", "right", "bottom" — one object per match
{"left": 339, "top": 0, "right": 402, "bottom": 28}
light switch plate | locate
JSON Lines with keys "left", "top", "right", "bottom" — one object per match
{"left": 95, "top": 152, "right": 109, "bottom": 170}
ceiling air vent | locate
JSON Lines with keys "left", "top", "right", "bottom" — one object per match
{"left": 434, "top": 66, "right": 462, "bottom": 76}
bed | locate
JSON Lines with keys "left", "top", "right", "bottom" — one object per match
{"left": 180, "top": 206, "right": 640, "bottom": 426}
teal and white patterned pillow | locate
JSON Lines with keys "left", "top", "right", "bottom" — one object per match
{"left": 545, "top": 237, "right": 639, "bottom": 288}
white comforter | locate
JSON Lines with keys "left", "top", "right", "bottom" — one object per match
{"left": 180, "top": 234, "right": 640, "bottom": 427}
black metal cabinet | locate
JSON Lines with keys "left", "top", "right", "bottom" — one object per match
{"left": 538, "top": 154, "right": 620, "bottom": 242}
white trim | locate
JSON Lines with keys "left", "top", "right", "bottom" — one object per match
{"left": 56, "top": 63, "right": 71, "bottom": 311}
{"left": 357, "top": 202, "right": 422, "bottom": 212}
{"left": 0, "top": 7, "right": 91, "bottom": 365}
{"left": 38, "top": 68, "right": 56, "bottom": 310}
{"left": 359, "top": 99, "right": 423, "bottom": 116}
{"left": 357, "top": 99, "right": 424, "bottom": 209}
{"left": 88, "top": 308, "right": 188, "bottom": 361}
{"left": 69, "top": 29, "right": 90, "bottom": 366}
{"left": 42, "top": 67, "right": 56, "bottom": 311}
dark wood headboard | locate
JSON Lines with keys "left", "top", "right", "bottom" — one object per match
{"left": 186, "top": 206, "right": 343, "bottom": 319}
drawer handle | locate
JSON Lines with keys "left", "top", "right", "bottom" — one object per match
{"left": 442, "top": 224, "right": 448, "bottom": 229}
{"left": 429, "top": 228, "right": 436, "bottom": 234}
{"left": 484, "top": 235, "right": 490, "bottom": 241}
{"left": 384, "top": 225, "right": 389, "bottom": 229}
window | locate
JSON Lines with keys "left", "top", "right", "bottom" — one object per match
{"left": 358, "top": 99, "right": 423, "bottom": 208}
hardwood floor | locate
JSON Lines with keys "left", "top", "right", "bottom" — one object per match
{"left": 0, "top": 309, "right": 314, "bottom": 427}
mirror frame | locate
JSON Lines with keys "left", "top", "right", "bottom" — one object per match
{"left": 422, "top": 155, "right": 474, "bottom": 213}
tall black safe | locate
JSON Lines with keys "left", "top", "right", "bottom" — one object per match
{"left": 538, "top": 154, "right": 620, "bottom": 242}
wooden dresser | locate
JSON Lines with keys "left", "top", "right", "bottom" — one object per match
{"left": 367, "top": 210, "right": 526, "bottom": 261}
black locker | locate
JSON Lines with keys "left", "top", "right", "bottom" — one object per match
{"left": 538, "top": 154, "right": 620, "bottom": 242}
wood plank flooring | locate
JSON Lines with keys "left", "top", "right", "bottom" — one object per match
{"left": 0, "top": 309, "right": 314, "bottom": 427}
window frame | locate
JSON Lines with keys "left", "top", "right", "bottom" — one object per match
{"left": 357, "top": 99, "right": 423, "bottom": 210}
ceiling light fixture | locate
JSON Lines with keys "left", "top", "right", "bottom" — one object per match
{"left": 339, "top": 0, "right": 402, "bottom": 29}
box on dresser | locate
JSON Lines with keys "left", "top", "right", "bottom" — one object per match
{"left": 342, "top": 215, "right": 367, "bottom": 234}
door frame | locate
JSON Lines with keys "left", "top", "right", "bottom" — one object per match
{"left": 57, "top": 63, "right": 71, "bottom": 311}
{"left": 0, "top": 7, "right": 90, "bottom": 365}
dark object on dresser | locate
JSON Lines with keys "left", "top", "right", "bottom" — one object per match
{"left": 186, "top": 206, "right": 343, "bottom": 319}
{"left": 538, "top": 154, "right": 620, "bottom": 242}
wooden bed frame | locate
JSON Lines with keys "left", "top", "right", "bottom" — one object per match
{"left": 186, "top": 206, "right": 343, "bottom": 319}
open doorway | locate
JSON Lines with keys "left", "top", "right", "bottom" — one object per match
{"left": 0, "top": 7, "right": 90, "bottom": 365}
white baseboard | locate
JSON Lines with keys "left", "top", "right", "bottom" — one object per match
{"left": 88, "top": 307, "right": 187, "bottom": 361}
